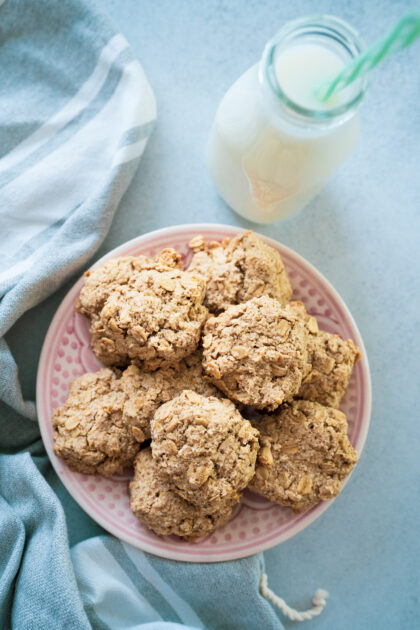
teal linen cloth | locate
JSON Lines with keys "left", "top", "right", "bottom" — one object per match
{"left": 0, "top": 1, "right": 286, "bottom": 629}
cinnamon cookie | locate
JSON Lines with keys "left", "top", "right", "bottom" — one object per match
{"left": 202, "top": 296, "right": 307, "bottom": 410}
{"left": 130, "top": 449, "right": 235, "bottom": 540}
{"left": 52, "top": 369, "right": 139, "bottom": 476}
{"left": 249, "top": 400, "right": 358, "bottom": 511}
{"left": 188, "top": 231, "right": 292, "bottom": 313}
{"left": 76, "top": 250, "right": 208, "bottom": 369}
{"left": 151, "top": 391, "right": 259, "bottom": 506}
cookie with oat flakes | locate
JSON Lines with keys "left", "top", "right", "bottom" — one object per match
{"left": 249, "top": 399, "right": 358, "bottom": 512}
{"left": 52, "top": 369, "right": 139, "bottom": 477}
{"left": 76, "top": 250, "right": 208, "bottom": 369}
{"left": 202, "top": 296, "right": 307, "bottom": 410}
{"left": 151, "top": 390, "right": 259, "bottom": 506}
{"left": 285, "top": 301, "right": 361, "bottom": 408}
{"left": 117, "top": 351, "right": 221, "bottom": 443}
{"left": 188, "top": 231, "right": 292, "bottom": 313}
{"left": 130, "top": 448, "right": 235, "bottom": 540}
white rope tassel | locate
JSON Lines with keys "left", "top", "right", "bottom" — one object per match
{"left": 260, "top": 573, "right": 329, "bottom": 622}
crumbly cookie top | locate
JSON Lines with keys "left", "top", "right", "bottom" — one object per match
{"left": 285, "top": 300, "right": 361, "bottom": 407}
{"left": 129, "top": 449, "right": 235, "bottom": 540}
{"left": 202, "top": 296, "right": 308, "bottom": 410}
{"left": 188, "top": 231, "right": 292, "bottom": 313}
{"left": 76, "top": 250, "right": 208, "bottom": 369}
{"left": 52, "top": 369, "right": 139, "bottom": 476}
{"left": 300, "top": 332, "right": 361, "bottom": 408}
{"left": 285, "top": 301, "right": 319, "bottom": 338}
{"left": 249, "top": 399, "right": 358, "bottom": 511}
{"left": 117, "top": 351, "right": 220, "bottom": 443}
{"left": 76, "top": 250, "right": 183, "bottom": 317}
{"left": 151, "top": 390, "right": 259, "bottom": 506}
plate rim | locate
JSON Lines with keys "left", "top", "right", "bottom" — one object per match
{"left": 36, "top": 222, "right": 372, "bottom": 562}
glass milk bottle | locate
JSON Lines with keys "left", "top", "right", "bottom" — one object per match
{"left": 207, "top": 16, "right": 368, "bottom": 224}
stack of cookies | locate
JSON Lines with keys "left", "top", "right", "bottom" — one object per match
{"left": 52, "top": 231, "right": 360, "bottom": 540}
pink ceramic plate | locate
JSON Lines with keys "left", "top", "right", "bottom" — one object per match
{"left": 36, "top": 224, "right": 371, "bottom": 562}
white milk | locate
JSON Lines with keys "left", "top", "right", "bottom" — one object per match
{"left": 274, "top": 43, "right": 348, "bottom": 111}
{"left": 207, "top": 18, "right": 365, "bottom": 223}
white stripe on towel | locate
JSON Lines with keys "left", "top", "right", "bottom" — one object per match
{"left": 0, "top": 35, "right": 129, "bottom": 175}
{"left": 122, "top": 544, "right": 205, "bottom": 629}
{"left": 0, "top": 58, "right": 156, "bottom": 283}
{"left": 113, "top": 137, "right": 148, "bottom": 167}
{"left": 72, "top": 540, "right": 162, "bottom": 628}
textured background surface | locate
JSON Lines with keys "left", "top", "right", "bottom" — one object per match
{"left": 6, "top": 1, "right": 419, "bottom": 628}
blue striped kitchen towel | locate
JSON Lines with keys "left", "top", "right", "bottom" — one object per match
{"left": 0, "top": 453, "right": 285, "bottom": 629}
{"left": 0, "top": 0, "right": 156, "bottom": 418}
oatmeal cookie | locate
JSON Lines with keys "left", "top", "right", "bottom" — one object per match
{"left": 188, "top": 231, "right": 292, "bottom": 313}
{"left": 300, "top": 332, "right": 361, "bottom": 408}
{"left": 76, "top": 250, "right": 208, "bottom": 369}
{"left": 286, "top": 301, "right": 361, "bottom": 407}
{"left": 285, "top": 301, "right": 319, "bottom": 342}
{"left": 151, "top": 391, "right": 259, "bottom": 506}
{"left": 249, "top": 399, "right": 358, "bottom": 511}
{"left": 130, "top": 449, "right": 235, "bottom": 540}
{"left": 52, "top": 369, "right": 139, "bottom": 476}
{"left": 76, "top": 250, "right": 183, "bottom": 317}
{"left": 118, "top": 351, "right": 220, "bottom": 443}
{"left": 202, "top": 296, "right": 307, "bottom": 410}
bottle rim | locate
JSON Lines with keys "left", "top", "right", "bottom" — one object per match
{"left": 260, "top": 15, "right": 368, "bottom": 123}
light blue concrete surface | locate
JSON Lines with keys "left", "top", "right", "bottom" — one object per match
{"left": 6, "top": 1, "right": 420, "bottom": 628}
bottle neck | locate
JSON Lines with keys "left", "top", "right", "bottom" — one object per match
{"left": 258, "top": 16, "right": 367, "bottom": 133}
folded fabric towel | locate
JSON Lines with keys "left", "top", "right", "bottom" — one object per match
{"left": 71, "top": 538, "right": 281, "bottom": 630}
{"left": 0, "top": 0, "right": 156, "bottom": 418}
{"left": 0, "top": 453, "right": 284, "bottom": 630}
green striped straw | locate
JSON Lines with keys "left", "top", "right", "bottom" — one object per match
{"left": 317, "top": 12, "right": 420, "bottom": 102}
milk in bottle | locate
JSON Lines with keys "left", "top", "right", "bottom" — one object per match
{"left": 207, "top": 16, "right": 368, "bottom": 223}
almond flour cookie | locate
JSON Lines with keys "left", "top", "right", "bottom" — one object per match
{"left": 188, "top": 231, "right": 292, "bottom": 313}
{"left": 76, "top": 250, "right": 208, "bottom": 369}
{"left": 130, "top": 449, "right": 235, "bottom": 540}
{"left": 249, "top": 400, "right": 358, "bottom": 512}
{"left": 286, "top": 301, "right": 361, "bottom": 407}
{"left": 117, "top": 351, "right": 220, "bottom": 443}
{"left": 52, "top": 369, "right": 139, "bottom": 476}
{"left": 202, "top": 296, "right": 307, "bottom": 410}
{"left": 151, "top": 391, "right": 260, "bottom": 506}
